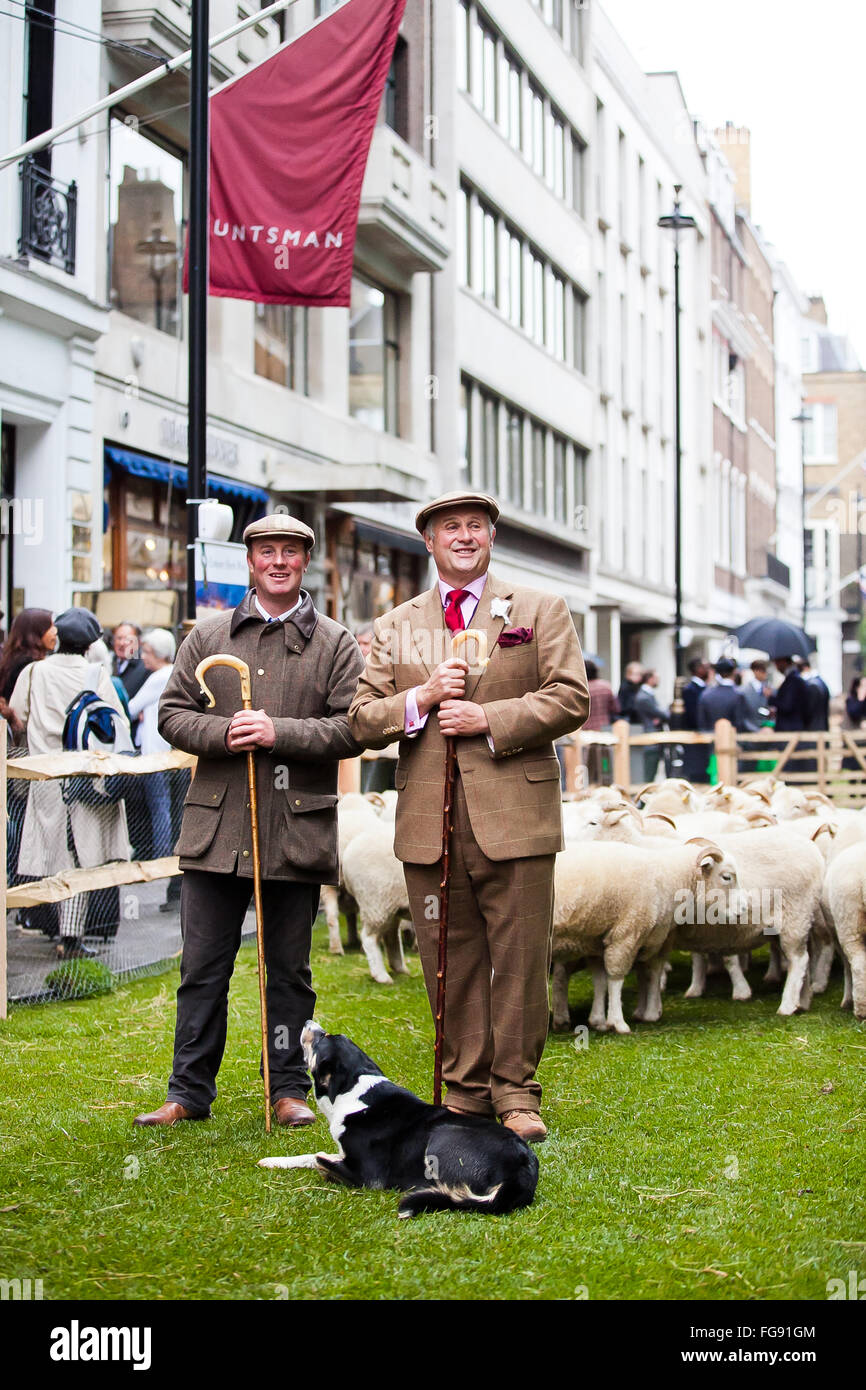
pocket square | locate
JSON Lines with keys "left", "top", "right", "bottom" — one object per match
{"left": 497, "top": 626, "right": 533, "bottom": 648}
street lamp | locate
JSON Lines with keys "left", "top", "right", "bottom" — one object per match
{"left": 658, "top": 185, "right": 697, "bottom": 712}
{"left": 792, "top": 406, "right": 812, "bottom": 630}
{"left": 135, "top": 225, "right": 177, "bottom": 332}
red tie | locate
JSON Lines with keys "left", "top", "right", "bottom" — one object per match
{"left": 444, "top": 589, "right": 470, "bottom": 632}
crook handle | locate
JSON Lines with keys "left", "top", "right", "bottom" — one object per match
{"left": 451, "top": 628, "right": 489, "bottom": 670}
{"left": 194, "top": 653, "right": 252, "bottom": 709}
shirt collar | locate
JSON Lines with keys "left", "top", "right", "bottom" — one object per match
{"left": 254, "top": 593, "right": 303, "bottom": 624}
{"left": 690, "top": 675, "right": 705, "bottom": 687}
{"left": 436, "top": 573, "right": 487, "bottom": 604}
{"left": 717, "top": 677, "right": 734, "bottom": 686}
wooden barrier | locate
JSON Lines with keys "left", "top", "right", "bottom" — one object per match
{"left": 579, "top": 718, "right": 866, "bottom": 808}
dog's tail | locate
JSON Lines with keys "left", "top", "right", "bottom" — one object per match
{"left": 397, "top": 1165, "right": 537, "bottom": 1219}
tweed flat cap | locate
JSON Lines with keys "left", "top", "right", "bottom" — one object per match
{"left": 55, "top": 607, "right": 101, "bottom": 647}
{"left": 243, "top": 513, "right": 316, "bottom": 549}
{"left": 415, "top": 490, "right": 500, "bottom": 535}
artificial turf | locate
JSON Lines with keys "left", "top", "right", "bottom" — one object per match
{"left": 0, "top": 927, "right": 863, "bottom": 1301}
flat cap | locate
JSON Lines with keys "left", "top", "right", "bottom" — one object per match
{"left": 243, "top": 512, "right": 316, "bottom": 549}
{"left": 415, "top": 490, "right": 500, "bottom": 535}
{"left": 55, "top": 607, "right": 101, "bottom": 648}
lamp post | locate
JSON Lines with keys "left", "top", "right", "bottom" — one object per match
{"left": 186, "top": 0, "right": 210, "bottom": 622}
{"left": 658, "top": 185, "right": 697, "bottom": 714}
{"left": 792, "top": 406, "right": 812, "bottom": 630}
{"left": 135, "top": 226, "right": 177, "bottom": 332}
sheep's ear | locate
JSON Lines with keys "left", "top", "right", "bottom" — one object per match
{"left": 695, "top": 842, "right": 724, "bottom": 871}
{"left": 747, "top": 788, "right": 772, "bottom": 806}
{"left": 610, "top": 784, "right": 632, "bottom": 801}
{"left": 364, "top": 792, "right": 385, "bottom": 808}
{"left": 811, "top": 822, "right": 837, "bottom": 841}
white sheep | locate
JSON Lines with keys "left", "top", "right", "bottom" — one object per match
{"left": 822, "top": 843, "right": 866, "bottom": 1018}
{"left": 340, "top": 822, "right": 411, "bottom": 985}
{"left": 320, "top": 794, "right": 383, "bottom": 953}
{"left": 550, "top": 838, "right": 739, "bottom": 1034}
{"left": 672, "top": 827, "right": 823, "bottom": 1014}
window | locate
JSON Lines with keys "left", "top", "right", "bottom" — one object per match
{"left": 573, "top": 447, "right": 588, "bottom": 527}
{"left": 573, "top": 288, "right": 587, "bottom": 373}
{"left": 109, "top": 116, "right": 184, "bottom": 336}
{"left": 508, "top": 233, "right": 522, "bottom": 326}
{"left": 804, "top": 403, "right": 838, "bottom": 463}
{"left": 506, "top": 408, "right": 524, "bottom": 508}
{"left": 480, "top": 391, "right": 498, "bottom": 492}
{"left": 617, "top": 129, "right": 627, "bottom": 235}
{"left": 482, "top": 23, "right": 497, "bottom": 122}
{"left": 457, "top": 0, "right": 470, "bottom": 91}
{"left": 254, "top": 304, "right": 308, "bottom": 393}
{"left": 571, "top": 134, "right": 586, "bottom": 216}
{"left": 470, "top": 196, "right": 483, "bottom": 289}
{"left": 458, "top": 380, "right": 470, "bottom": 483}
{"left": 553, "top": 436, "right": 567, "bottom": 523}
{"left": 570, "top": 0, "right": 586, "bottom": 63}
{"left": 349, "top": 277, "right": 399, "bottom": 434}
{"left": 532, "top": 424, "right": 547, "bottom": 515}
{"left": 483, "top": 207, "right": 497, "bottom": 303}
{"left": 457, "top": 185, "right": 469, "bottom": 286}
{"left": 382, "top": 37, "right": 408, "bottom": 141}
{"left": 532, "top": 255, "right": 545, "bottom": 344}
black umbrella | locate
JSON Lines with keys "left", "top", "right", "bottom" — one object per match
{"left": 733, "top": 617, "right": 815, "bottom": 661}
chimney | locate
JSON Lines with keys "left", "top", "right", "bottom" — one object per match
{"left": 714, "top": 122, "right": 751, "bottom": 214}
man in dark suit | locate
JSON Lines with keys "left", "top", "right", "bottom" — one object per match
{"left": 741, "top": 660, "right": 771, "bottom": 729}
{"left": 796, "top": 657, "right": 830, "bottom": 731}
{"left": 697, "top": 659, "right": 752, "bottom": 734}
{"left": 682, "top": 656, "right": 711, "bottom": 782}
{"left": 770, "top": 656, "right": 812, "bottom": 732}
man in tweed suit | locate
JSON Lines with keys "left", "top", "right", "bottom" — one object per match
{"left": 348, "top": 491, "right": 588, "bottom": 1141}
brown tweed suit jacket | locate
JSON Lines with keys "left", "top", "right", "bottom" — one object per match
{"left": 347, "top": 571, "right": 589, "bottom": 863}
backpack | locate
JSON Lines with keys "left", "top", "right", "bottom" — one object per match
{"left": 62, "top": 663, "right": 135, "bottom": 806}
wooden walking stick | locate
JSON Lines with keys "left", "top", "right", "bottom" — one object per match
{"left": 433, "top": 628, "right": 489, "bottom": 1107}
{"left": 195, "top": 653, "right": 272, "bottom": 1134}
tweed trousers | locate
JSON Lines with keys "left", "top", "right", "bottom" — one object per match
{"left": 403, "top": 776, "right": 555, "bottom": 1117}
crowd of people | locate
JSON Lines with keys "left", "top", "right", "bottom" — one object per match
{"left": 0, "top": 606, "right": 185, "bottom": 957}
{"left": 578, "top": 650, "right": 858, "bottom": 784}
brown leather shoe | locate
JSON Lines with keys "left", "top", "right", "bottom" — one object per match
{"left": 133, "top": 1101, "right": 208, "bottom": 1127}
{"left": 273, "top": 1097, "right": 316, "bottom": 1127}
{"left": 501, "top": 1110, "right": 547, "bottom": 1143}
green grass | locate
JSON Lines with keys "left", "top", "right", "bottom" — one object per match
{"left": 1, "top": 927, "right": 864, "bottom": 1301}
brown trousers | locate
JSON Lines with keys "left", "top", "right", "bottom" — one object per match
{"left": 403, "top": 776, "right": 555, "bottom": 1117}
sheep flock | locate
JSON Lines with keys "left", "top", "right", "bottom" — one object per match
{"left": 320, "top": 777, "right": 866, "bottom": 1032}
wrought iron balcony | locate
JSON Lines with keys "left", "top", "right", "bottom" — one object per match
{"left": 18, "top": 156, "right": 77, "bottom": 275}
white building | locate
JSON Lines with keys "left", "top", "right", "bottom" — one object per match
{"left": 454, "top": 0, "right": 595, "bottom": 631}
{"left": 591, "top": 8, "right": 712, "bottom": 693}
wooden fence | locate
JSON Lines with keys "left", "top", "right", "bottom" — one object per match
{"left": 572, "top": 719, "right": 866, "bottom": 805}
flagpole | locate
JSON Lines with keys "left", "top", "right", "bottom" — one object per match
{"left": 186, "top": 0, "right": 210, "bottom": 620}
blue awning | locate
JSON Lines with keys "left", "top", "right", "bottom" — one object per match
{"left": 104, "top": 445, "right": 269, "bottom": 506}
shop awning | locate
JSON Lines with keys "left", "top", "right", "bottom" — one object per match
{"left": 354, "top": 520, "right": 428, "bottom": 557}
{"left": 104, "top": 445, "right": 270, "bottom": 506}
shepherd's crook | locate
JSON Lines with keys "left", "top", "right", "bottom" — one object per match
{"left": 434, "top": 629, "right": 489, "bottom": 1107}
{"left": 195, "top": 653, "right": 271, "bottom": 1133}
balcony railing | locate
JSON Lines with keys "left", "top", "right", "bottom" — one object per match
{"left": 18, "top": 157, "right": 77, "bottom": 275}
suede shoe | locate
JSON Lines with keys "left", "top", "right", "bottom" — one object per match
{"left": 501, "top": 1110, "right": 547, "bottom": 1143}
{"left": 133, "top": 1101, "right": 209, "bottom": 1127}
{"left": 273, "top": 1097, "right": 316, "bottom": 1127}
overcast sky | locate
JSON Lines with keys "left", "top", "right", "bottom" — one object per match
{"left": 600, "top": 0, "right": 866, "bottom": 367}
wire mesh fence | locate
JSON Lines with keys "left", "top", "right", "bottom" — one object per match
{"left": 2, "top": 741, "right": 255, "bottom": 1009}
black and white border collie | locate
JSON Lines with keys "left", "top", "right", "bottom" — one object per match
{"left": 258, "top": 1022, "right": 539, "bottom": 1218}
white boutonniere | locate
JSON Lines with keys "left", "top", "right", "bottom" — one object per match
{"left": 490, "top": 597, "right": 511, "bottom": 622}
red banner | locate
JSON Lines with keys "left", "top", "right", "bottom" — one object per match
{"left": 200, "top": 0, "right": 406, "bottom": 307}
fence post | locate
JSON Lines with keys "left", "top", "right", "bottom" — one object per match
{"left": 612, "top": 719, "right": 631, "bottom": 791}
{"left": 1, "top": 719, "right": 6, "bottom": 1019}
{"left": 714, "top": 718, "right": 736, "bottom": 786}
